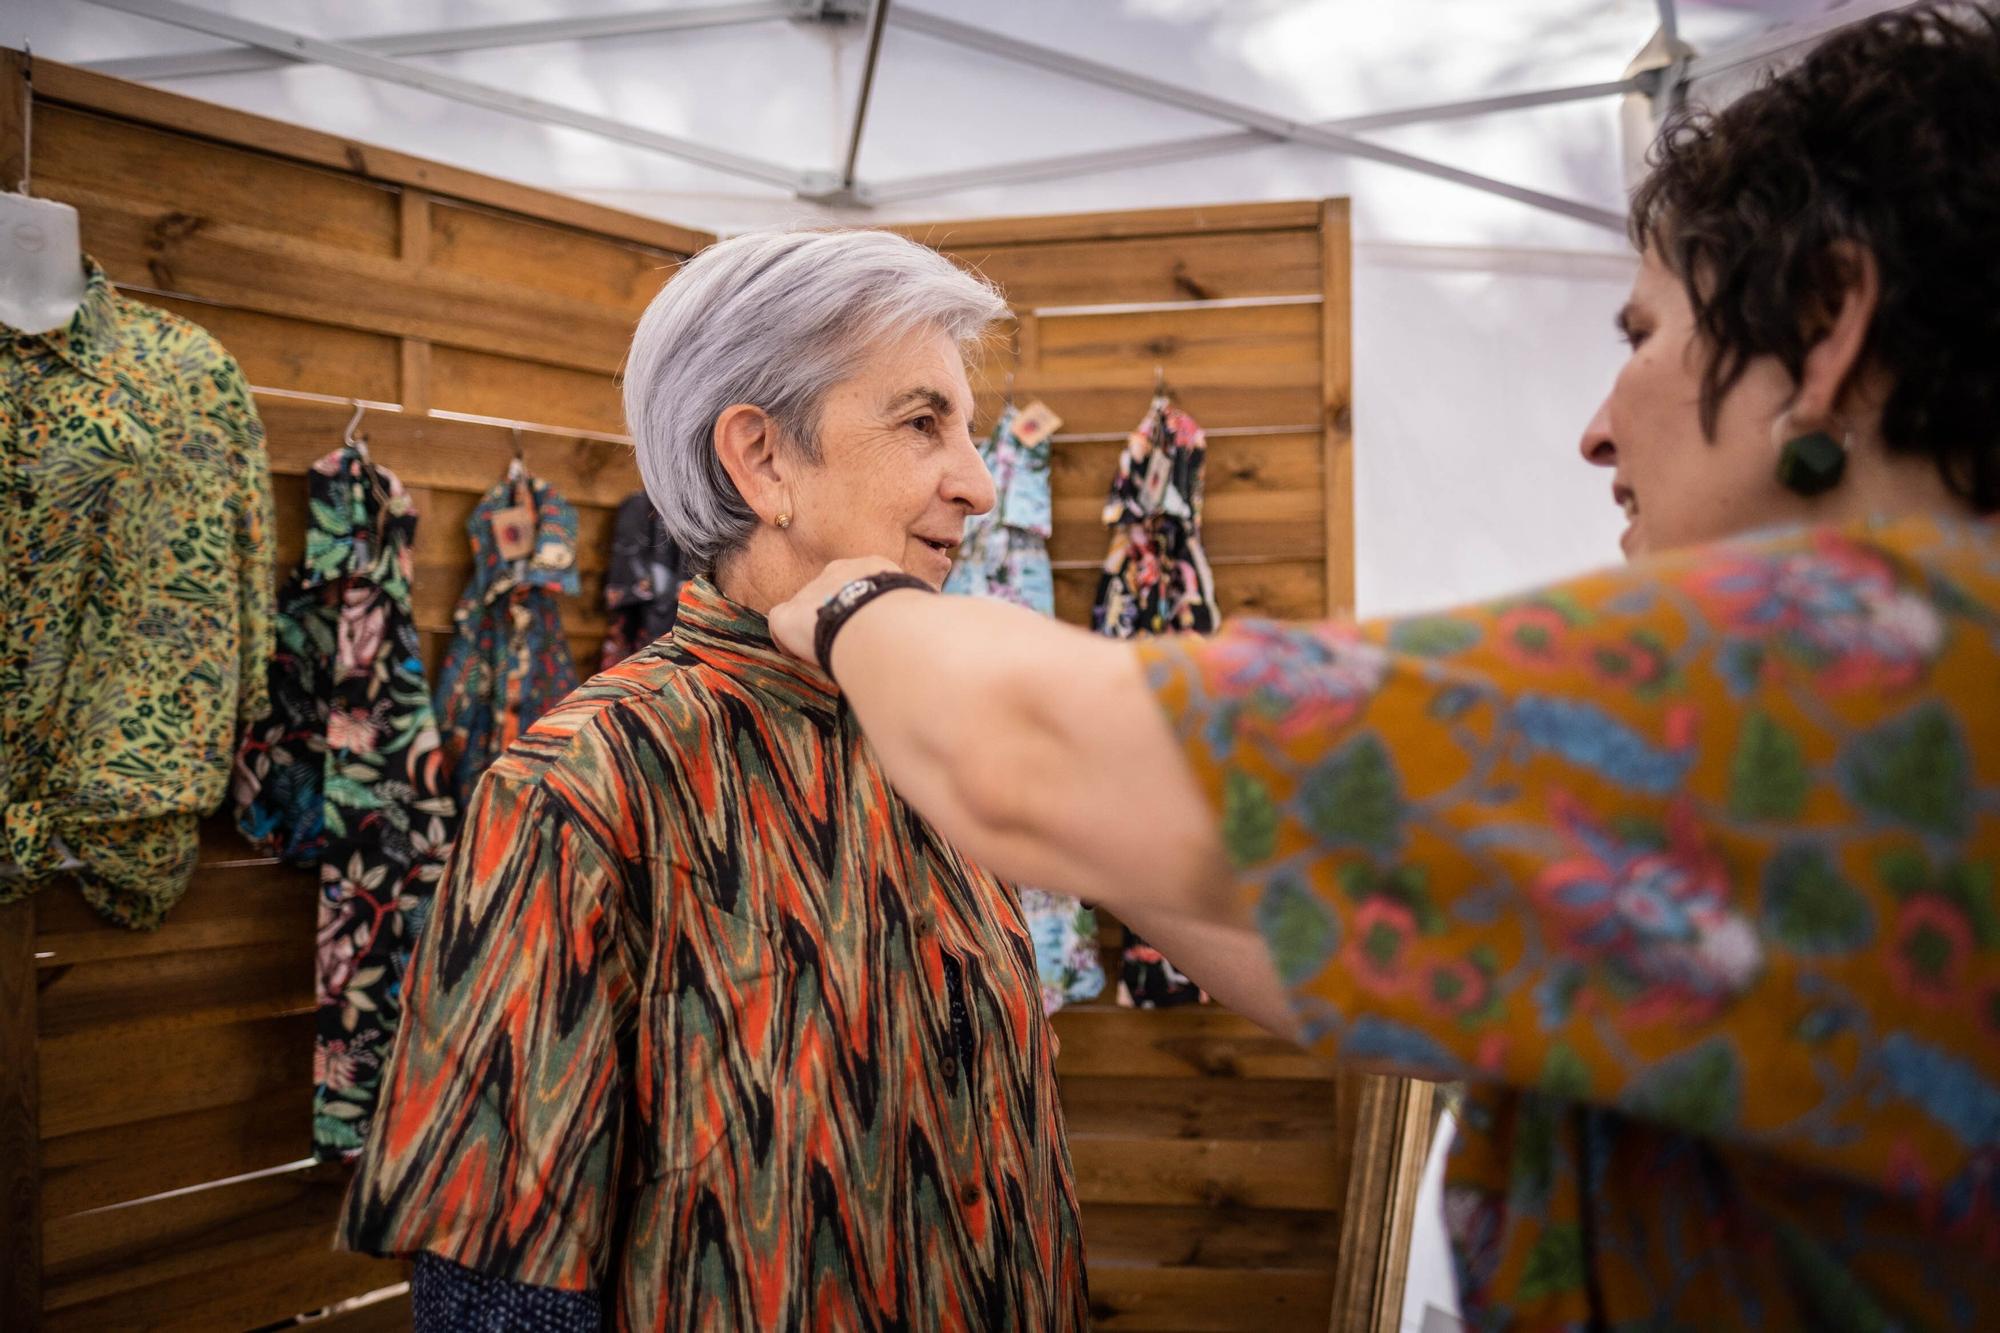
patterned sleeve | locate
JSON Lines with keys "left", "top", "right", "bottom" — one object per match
{"left": 205, "top": 347, "right": 275, "bottom": 727}
{"left": 339, "top": 772, "right": 635, "bottom": 1290}
{"left": 1137, "top": 521, "right": 1995, "bottom": 1196}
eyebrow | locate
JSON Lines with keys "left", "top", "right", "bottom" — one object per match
{"left": 886, "top": 386, "right": 957, "bottom": 416}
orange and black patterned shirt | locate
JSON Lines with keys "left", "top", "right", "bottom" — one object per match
{"left": 341, "top": 578, "right": 1087, "bottom": 1330}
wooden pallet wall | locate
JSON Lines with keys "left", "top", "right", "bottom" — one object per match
{"left": 1, "top": 52, "right": 701, "bottom": 1331}
{"left": 898, "top": 204, "right": 1428, "bottom": 1333}
{"left": 2, "top": 50, "right": 1426, "bottom": 1333}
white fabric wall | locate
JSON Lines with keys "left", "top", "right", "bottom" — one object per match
{"left": 1352, "top": 243, "right": 1636, "bottom": 619}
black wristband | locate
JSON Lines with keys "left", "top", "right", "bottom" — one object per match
{"left": 813, "top": 573, "right": 932, "bottom": 676}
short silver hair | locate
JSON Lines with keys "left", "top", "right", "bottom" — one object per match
{"left": 622, "top": 228, "right": 1009, "bottom": 573}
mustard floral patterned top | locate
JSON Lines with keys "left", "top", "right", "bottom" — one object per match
{"left": 1, "top": 259, "right": 273, "bottom": 928}
{"left": 1142, "top": 514, "right": 1999, "bottom": 1330}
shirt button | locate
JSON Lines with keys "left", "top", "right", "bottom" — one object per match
{"left": 958, "top": 1183, "right": 981, "bottom": 1207}
{"left": 942, "top": 1055, "right": 959, "bottom": 1082}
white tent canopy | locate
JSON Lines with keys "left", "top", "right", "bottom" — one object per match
{"left": 13, "top": 0, "right": 1913, "bottom": 620}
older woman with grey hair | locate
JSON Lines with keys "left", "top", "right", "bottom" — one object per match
{"left": 339, "top": 229, "right": 1088, "bottom": 1332}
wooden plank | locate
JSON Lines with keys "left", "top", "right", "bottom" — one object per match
{"left": 977, "top": 382, "right": 1321, "bottom": 436}
{"left": 119, "top": 294, "right": 402, "bottom": 403}
{"left": 430, "top": 198, "right": 680, "bottom": 315}
{"left": 3, "top": 58, "right": 43, "bottom": 1328}
{"left": 430, "top": 344, "right": 628, "bottom": 436}
{"left": 1052, "top": 1006, "right": 1336, "bottom": 1081}
{"left": 36, "top": 940, "right": 312, "bottom": 1043}
{"left": 1050, "top": 432, "right": 1323, "bottom": 506}
{"left": 34, "top": 103, "right": 398, "bottom": 258}
{"left": 1080, "top": 1203, "right": 1339, "bottom": 1271}
{"left": 59, "top": 185, "right": 634, "bottom": 375}
{"left": 894, "top": 200, "right": 1325, "bottom": 249}
{"left": 2, "top": 896, "right": 43, "bottom": 1328}
{"left": 1087, "top": 1263, "right": 1335, "bottom": 1332}
{"left": 312, "top": 1288, "right": 414, "bottom": 1331}
{"left": 1059, "top": 1077, "right": 1335, "bottom": 1142}
{"left": 39, "top": 1012, "right": 312, "bottom": 1140}
{"left": 35, "top": 857, "right": 309, "bottom": 971}
{"left": 1327, "top": 1075, "right": 1439, "bottom": 1333}
{"left": 401, "top": 483, "right": 619, "bottom": 569}
{"left": 1054, "top": 560, "right": 1325, "bottom": 627}
{"left": 1320, "top": 199, "right": 1356, "bottom": 618}
{"left": 398, "top": 188, "right": 430, "bottom": 266}
{"left": 257, "top": 398, "right": 640, "bottom": 508}
{"left": 401, "top": 340, "right": 433, "bottom": 414}
{"left": 33, "top": 58, "right": 716, "bottom": 255}
{"left": 42, "top": 1165, "right": 397, "bottom": 1332}
{"left": 1047, "top": 491, "right": 1324, "bottom": 565}
{"left": 42, "top": 1087, "right": 311, "bottom": 1221}
{"left": 407, "top": 570, "right": 610, "bottom": 642}
{"left": 951, "top": 229, "right": 1322, "bottom": 309}
{"left": 1033, "top": 303, "right": 1320, "bottom": 379}
{"left": 2, "top": 46, "right": 28, "bottom": 197}
{"left": 1071, "top": 1136, "right": 1341, "bottom": 1211}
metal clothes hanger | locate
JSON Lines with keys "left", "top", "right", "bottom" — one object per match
{"left": 342, "top": 399, "right": 370, "bottom": 458}
{"left": 507, "top": 426, "right": 527, "bottom": 481}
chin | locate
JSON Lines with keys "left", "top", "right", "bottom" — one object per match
{"left": 908, "top": 548, "right": 952, "bottom": 589}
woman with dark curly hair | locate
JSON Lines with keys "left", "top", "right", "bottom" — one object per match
{"left": 765, "top": 5, "right": 2000, "bottom": 1327}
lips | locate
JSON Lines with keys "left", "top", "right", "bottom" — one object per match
{"left": 1613, "top": 482, "right": 1637, "bottom": 521}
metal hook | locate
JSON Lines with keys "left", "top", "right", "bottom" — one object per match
{"left": 511, "top": 426, "right": 525, "bottom": 462}
{"left": 342, "top": 399, "right": 369, "bottom": 452}
{"left": 1153, "top": 363, "right": 1169, "bottom": 399}
{"left": 1001, "top": 371, "right": 1016, "bottom": 407}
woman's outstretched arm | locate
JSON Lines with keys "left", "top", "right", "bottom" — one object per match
{"left": 768, "top": 560, "right": 1295, "bottom": 1034}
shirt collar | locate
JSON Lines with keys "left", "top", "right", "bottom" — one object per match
{"left": 671, "top": 577, "right": 840, "bottom": 716}
{"left": 13, "top": 257, "right": 120, "bottom": 381}
{"left": 466, "top": 472, "right": 582, "bottom": 601}
{"left": 299, "top": 444, "right": 418, "bottom": 595}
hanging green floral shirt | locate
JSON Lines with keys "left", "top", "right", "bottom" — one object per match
{"left": 1, "top": 258, "right": 274, "bottom": 928}
{"left": 1142, "top": 513, "right": 1999, "bottom": 1330}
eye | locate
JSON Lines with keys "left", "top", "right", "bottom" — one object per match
{"left": 908, "top": 413, "right": 940, "bottom": 435}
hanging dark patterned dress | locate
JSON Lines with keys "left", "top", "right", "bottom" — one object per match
{"left": 433, "top": 470, "right": 581, "bottom": 805}
{"left": 233, "top": 443, "right": 459, "bottom": 1161}
{"left": 1092, "top": 394, "right": 1220, "bottom": 1007}
{"left": 598, "top": 491, "right": 684, "bottom": 669}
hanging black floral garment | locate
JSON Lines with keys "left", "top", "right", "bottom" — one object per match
{"left": 1093, "top": 395, "right": 1219, "bottom": 1007}
{"left": 233, "top": 443, "right": 459, "bottom": 1161}
{"left": 433, "top": 469, "right": 581, "bottom": 805}
{"left": 598, "top": 491, "right": 684, "bottom": 669}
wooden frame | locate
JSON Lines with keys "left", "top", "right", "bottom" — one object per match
{"left": 902, "top": 199, "right": 1437, "bottom": 1330}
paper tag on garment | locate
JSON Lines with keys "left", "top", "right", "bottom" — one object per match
{"left": 489, "top": 504, "right": 536, "bottom": 560}
{"left": 1010, "top": 399, "right": 1062, "bottom": 448}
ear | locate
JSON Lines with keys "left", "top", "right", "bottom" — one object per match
{"left": 711, "top": 403, "right": 791, "bottom": 524}
{"left": 1790, "top": 241, "right": 1881, "bottom": 428}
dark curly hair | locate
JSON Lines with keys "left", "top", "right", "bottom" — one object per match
{"left": 1630, "top": 1, "right": 2000, "bottom": 512}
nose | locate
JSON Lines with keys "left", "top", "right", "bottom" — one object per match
{"left": 945, "top": 421, "right": 997, "bottom": 516}
{"left": 1578, "top": 395, "right": 1617, "bottom": 469}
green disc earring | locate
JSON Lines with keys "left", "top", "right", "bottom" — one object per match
{"left": 1776, "top": 430, "right": 1847, "bottom": 497}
